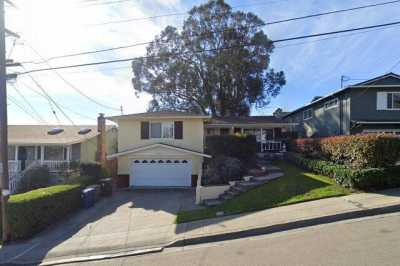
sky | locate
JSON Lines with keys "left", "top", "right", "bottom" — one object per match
{"left": 5, "top": 0, "right": 400, "bottom": 125}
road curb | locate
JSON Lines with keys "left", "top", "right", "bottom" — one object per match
{"left": 5, "top": 247, "right": 163, "bottom": 266}
{"left": 168, "top": 203, "right": 400, "bottom": 248}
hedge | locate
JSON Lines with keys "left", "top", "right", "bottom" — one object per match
{"left": 205, "top": 134, "right": 257, "bottom": 163}
{"left": 290, "top": 134, "right": 400, "bottom": 168}
{"left": 6, "top": 184, "right": 81, "bottom": 240}
{"left": 286, "top": 152, "right": 400, "bottom": 190}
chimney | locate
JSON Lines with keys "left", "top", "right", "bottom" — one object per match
{"left": 97, "top": 113, "right": 107, "bottom": 166}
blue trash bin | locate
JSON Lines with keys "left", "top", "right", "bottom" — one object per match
{"left": 81, "top": 187, "right": 95, "bottom": 208}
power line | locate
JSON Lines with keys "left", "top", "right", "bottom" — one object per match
{"left": 19, "top": 79, "right": 97, "bottom": 121}
{"left": 24, "top": 43, "right": 121, "bottom": 111}
{"left": 18, "top": 20, "right": 400, "bottom": 75}
{"left": 89, "top": 0, "right": 400, "bottom": 26}
{"left": 9, "top": 83, "right": 47, "bottom": 123}
{"left": 7, "top": 95, "right": 43, "bottom": 123}
{"left": 22, "top": 0, "right": 400, "bottom": 64}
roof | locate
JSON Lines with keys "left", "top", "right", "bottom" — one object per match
{"left": 210, "top": 116, "right": 284, "bottom": 124}
{"left": 107, "top": 111, "right": 210, "bottom": 121}
{"left": 206, "top": 116, "right": 297, "bottom": 128}
{"left": 107, "top": 143, "right": 212, "bottom": 159}
{"left": 284, "top": 72, "right": 400, "bottom": 118}
{"left": 8, "top": 125, "right": 115, "bottom": 145}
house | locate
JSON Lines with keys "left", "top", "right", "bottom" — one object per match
{"left": 6, "top": 122, "right": 117, "bottom": 174}
{"left": 283, "top": 73, "right": 400, "bottom": 137}
{"left": 205, "top": 116, "right": 297, "bottom": 152}
{"left": 106, "top": 112, "right": 211, "bottom": 188}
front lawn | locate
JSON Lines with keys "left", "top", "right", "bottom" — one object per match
{"left": 176, "top": 161, "right": 352, "bottom": 223}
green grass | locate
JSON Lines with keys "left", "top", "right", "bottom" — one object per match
{"left": 176, "top": 161, "right": 352, "bottom": 223}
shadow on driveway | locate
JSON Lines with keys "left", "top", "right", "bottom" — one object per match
{"left": 0, "top": 189, "right": 198, "bottom": 265}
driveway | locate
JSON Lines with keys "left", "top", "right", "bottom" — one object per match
{"left": 1, "top": 189, "right": 200, "bottom": 265}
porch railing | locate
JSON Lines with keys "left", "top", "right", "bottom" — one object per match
{"left": 39, "top": 160, "right": 70, "bottom": 172}
{"left": 262, "top": 141, "right": 285, "bottom": 152}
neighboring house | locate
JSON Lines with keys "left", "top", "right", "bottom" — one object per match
{"left": 205, "top": 116, "right": 297, "bottom": 152}
{"left": 284, "top": 73, "right": 400, "bottom": 137}
{"left": 7, "top": 124, "right": 117, "bottom": 174}
{"left": 106, "top": 112, "right": 211, "bottom": 188}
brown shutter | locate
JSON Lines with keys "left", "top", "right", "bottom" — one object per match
{"left": 141, "top": 121, "right": 149, "bottom": 139}
{"left": 174, "top": 121, "right": 183, "bottom": 139}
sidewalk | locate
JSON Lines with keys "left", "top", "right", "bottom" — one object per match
{"left": 2, "top": 189, "right": 400, "bottom": 265}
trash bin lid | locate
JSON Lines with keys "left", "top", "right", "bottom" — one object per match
{"left": 83, "top": 187, "right": 95, "bottom": 193}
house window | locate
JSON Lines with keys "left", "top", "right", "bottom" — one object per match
{"left": 378, "top": 92, "right": 400, "bottom": 110}
{"left": 324, "top": 98, "right": 338, "bottom": 110}
{"left": 44, "top": 146, "right": 64, "bottom": 161}
{"left": 150, "top": 122, "right": 174, "bottom": 139}
{"left": 303, "top": 109, "right": 313, "bottom": 120}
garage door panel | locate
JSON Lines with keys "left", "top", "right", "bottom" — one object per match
{"left": 131, "top": 159, "right": 192, "bottom": 187}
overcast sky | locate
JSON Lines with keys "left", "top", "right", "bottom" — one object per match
{"left": 5, "top": 0, "right": 400, "bottom": 124}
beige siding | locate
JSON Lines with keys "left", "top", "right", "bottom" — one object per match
{"left": 80, "top": 127, "right": 118, "bottom": 163}
{"left": 117, "top": 118, "right": 204, "bottom": 153}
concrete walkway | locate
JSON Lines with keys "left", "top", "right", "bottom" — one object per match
{"left": 2, "top": 189, "right": 400, "bottom": 265}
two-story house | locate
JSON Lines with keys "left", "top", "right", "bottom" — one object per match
{"left": 283, "top": 73, "right": 400, "bottom": 137}
{"left": 106, "top": 112, "right": 211, "bottom": 188}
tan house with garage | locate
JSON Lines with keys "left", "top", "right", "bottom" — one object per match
{"left": 106, "top": 112, "right": 211, "bottom": 188}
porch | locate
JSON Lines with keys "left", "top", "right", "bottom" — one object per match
{"left": 205, "top": 125, "right": 296, "bottom": 153}
{"left": 7, "top": 144, "right": 73, "bottom": 172}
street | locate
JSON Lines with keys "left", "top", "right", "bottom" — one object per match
{"left": 70, "top": 212, "right": 400, "bottom": 266}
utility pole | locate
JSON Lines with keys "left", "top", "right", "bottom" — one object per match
{"left": 0, "top": 0, "right": 10, "bottom": 242}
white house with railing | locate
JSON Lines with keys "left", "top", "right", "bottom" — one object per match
{"left": 3, "top": 124, "right": 117, "bottom": 193}
{"left": 205, "top": 115, "right": 297, "bottom": 153}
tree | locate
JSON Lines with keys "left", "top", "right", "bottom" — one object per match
{"left": 132, "top": 0, "right": 285, "bottom": 116}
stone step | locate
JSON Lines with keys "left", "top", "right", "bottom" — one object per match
{"left": 237, "top": 181, "right": 263, "bottom": 187}
{"left": 251, "top": 172, "right": 283, "bottom": 183}
{"left": 219, "top": 193, "right": 234, "bottom": 201}
{"left": 231, "top": 185, "right": 247, "bottom": 193}
{"left": 226, "top": 189, "right": 241, "bottom": 196}
{"left": 203, "top": 199, "right": 223, "bottom": 207}
{"left": 264, "top": 166, "right": 282, "bottom": 173}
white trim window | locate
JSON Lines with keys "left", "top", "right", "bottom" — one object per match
{"left": 377, "top": 92, "right": 400, "bottom": 110}
{"left": 303, "top": 109, "right": 313, "bottom": 120}
{"left": 150, "top": 122, "right": 174, "bottom": 139}
{"left": 324, "top": 98, "right": 339, "bottom": 110}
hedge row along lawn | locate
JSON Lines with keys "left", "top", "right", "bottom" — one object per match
{"left": 176, "top": 161, "right": 352, "bottom": 223}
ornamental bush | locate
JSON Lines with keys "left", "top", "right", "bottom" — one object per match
{"left": 204, "top": 156, "right": 243, "bottom": 185}
{"left": 291, "top": 134, "right": 400, "bottom": 168}
{"left": 320, "top": 134, "right": 400, "bottom": 168}
{"left": 17, "top": 165, "right": 51, "bottom": 193}
{"left": 6, "top": 184, "right": 82, "bottom": 240}
{"left": 205, "top": 134, "right": 257, "bottom": 164}
{"left": 286, "top": 152, "right": 400, "bottom": 190}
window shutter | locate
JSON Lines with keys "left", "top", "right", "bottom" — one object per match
{"left": 141, "top": 121, "right": 149, "bottom": 139}
{"left": 174, "top": 121, "right": 183, "bottom": 139}
{"left": 377, "top": 92, "right": 387, "bottom": 110}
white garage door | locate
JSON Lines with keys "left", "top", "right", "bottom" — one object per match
{"left": 131, "top": 159, "right": 192, "bottom": 187}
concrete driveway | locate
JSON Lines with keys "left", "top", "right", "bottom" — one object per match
{"left": 1, "top": 189, "right": 200, "bottom": 265}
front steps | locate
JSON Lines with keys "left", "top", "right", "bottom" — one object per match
{"left": 203, "top": 166, "right": 284, "bottom": 207}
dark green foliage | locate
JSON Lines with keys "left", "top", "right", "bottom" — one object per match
{"left": 132, "top": 0, "right": 285, "bottom": 116}
{"left": 204, "top": 156, "right": 243, "bottom": 185}
{"left": 286, "top": 152, "right": 400, "bottom": 190}
{"left": 6, "top": 184, "right": 81, "bottom": 240}
{"left": 17, "top": 166, "right": 51, "bottom": 193}
{"left": 80, "top": 163, "right": 109, "bottom": 184}
{"left": 68, "top": 175, "right": 98, "bottom": 187}
{"left": 205, "top": 134, "right": 257, "bottom": 163}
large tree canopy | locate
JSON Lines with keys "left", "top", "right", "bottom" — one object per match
{"left": 132, "top": 0, "right": 285, "bottom": 116}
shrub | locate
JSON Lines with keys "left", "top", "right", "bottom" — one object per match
{"left": 6, "top": 184, "right": 81, "bottom": 240}
{"left": 289, "top": 138, "right": 321, "bottom": 157}
{"left": 320, "top": 134, "right": 400, "bottom": 168}
{"left": 205, "top": 134, "right": 257, "bottom": 167}
{"left": 286, "top": 152, "right": 400, "bottom": 190}
{"left": 68, "top": 175, "right": 98, "bottom": 187}
{"left": 291, "top": 134, "right": 400, "bottom": 168}
{"left": 203, "top": 156, "right": 243, "bottom": 185}
{"left": 17, "top": 165, "right": 51, "bottom": 193}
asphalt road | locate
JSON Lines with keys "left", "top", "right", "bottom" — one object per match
{"left": 70, "top": 212, "right": 400, "bottom": 266}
